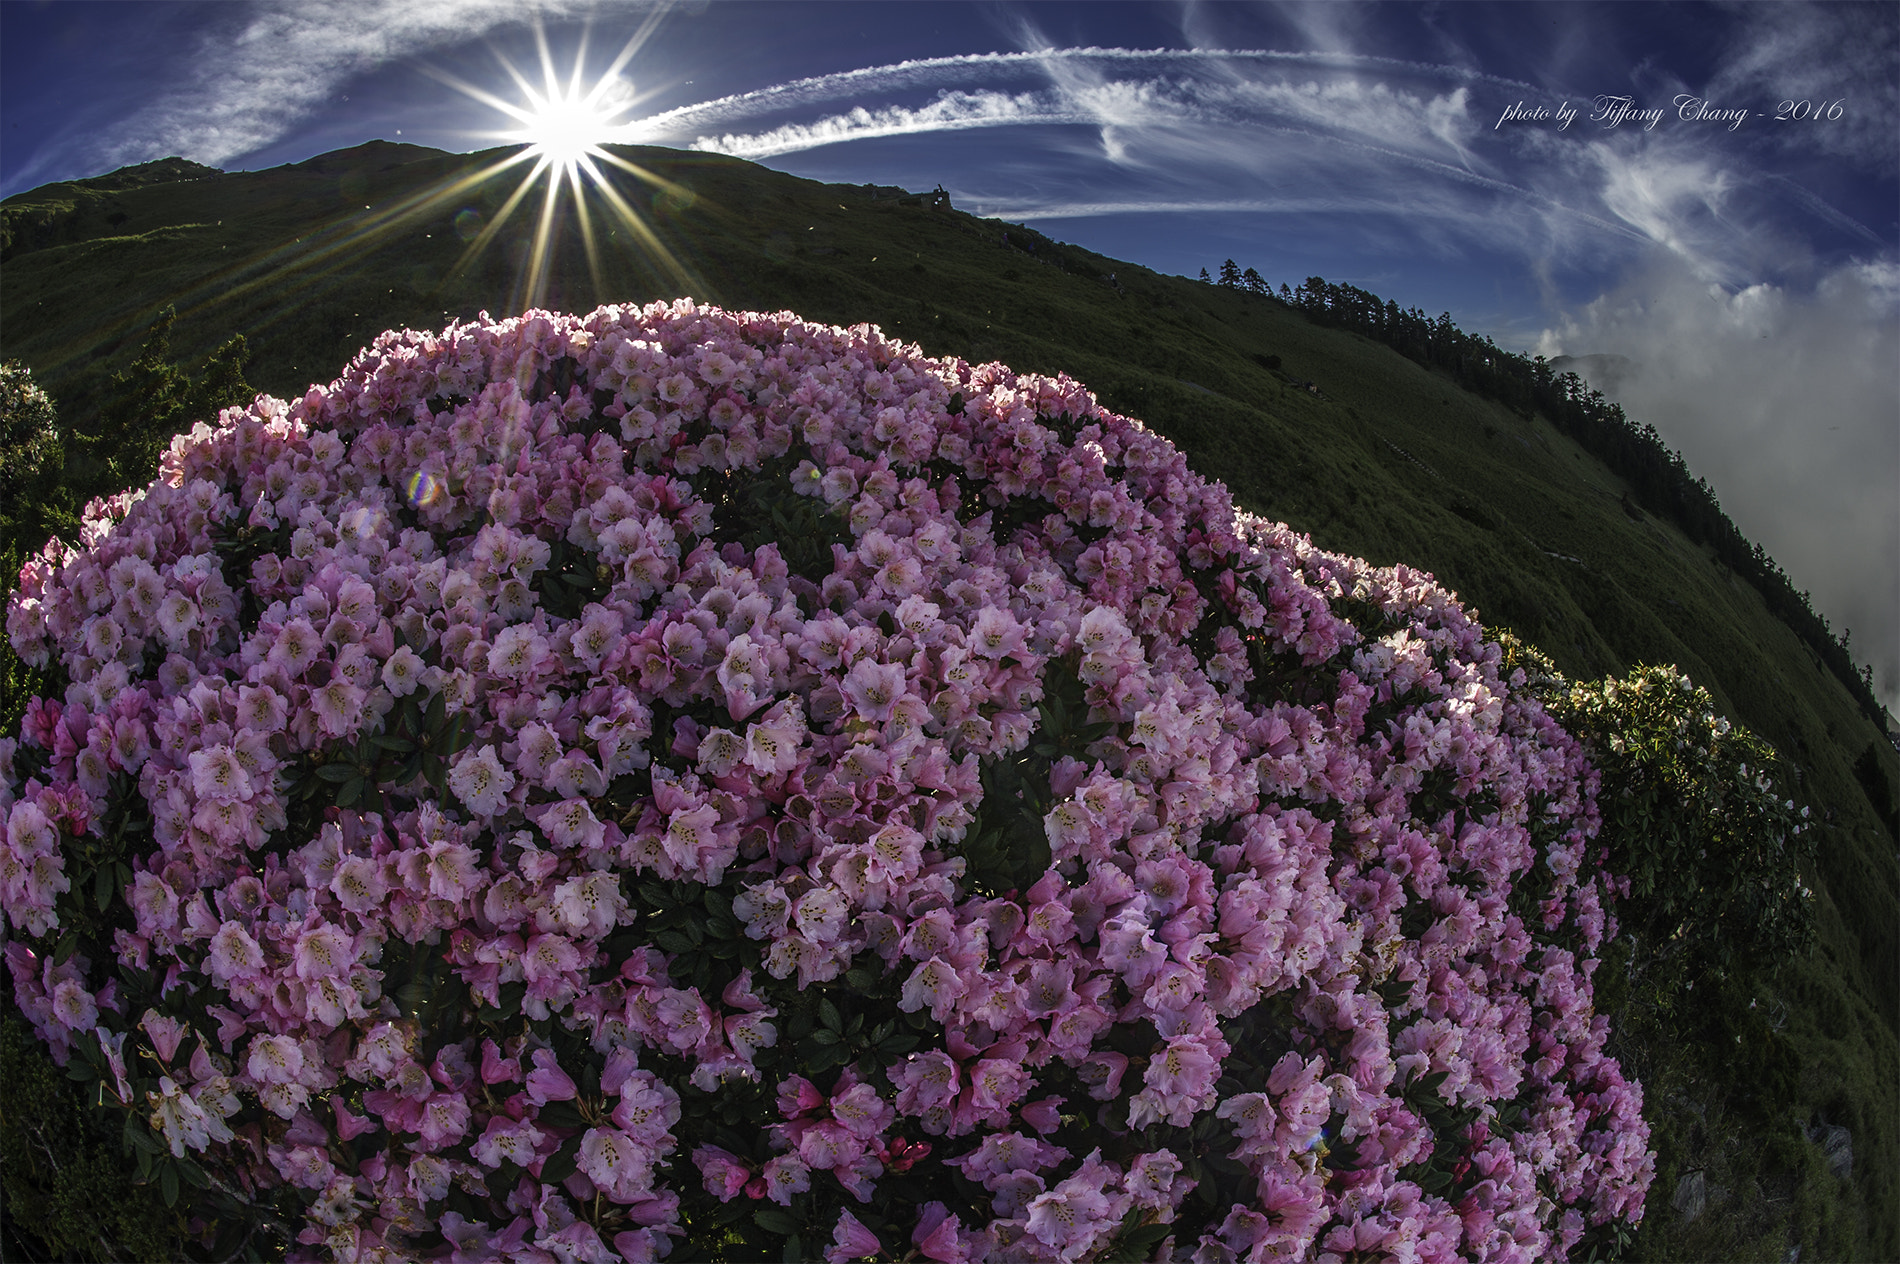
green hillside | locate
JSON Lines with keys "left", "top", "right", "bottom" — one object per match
{"left": 3, "top": 141, "right": 1896, "bottom": 1261}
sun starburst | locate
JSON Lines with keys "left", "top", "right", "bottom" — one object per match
{"left": 418, "top": 15, "right": 700, "bottom": 310}
{"left": 491, "top": 26, "right": 640, "bottom": 176}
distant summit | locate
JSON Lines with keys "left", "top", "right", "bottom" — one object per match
{"left": 63, "top": 156, "right": 222, "bottom": 194}
{"left": 1, "top": 156, "right": 221, "bottom": 207}
{"left": 0, "top": 156, "right": 222, "bottom": 259}
{"left": 282, "top": 139, "right": 453, "bottom": 174}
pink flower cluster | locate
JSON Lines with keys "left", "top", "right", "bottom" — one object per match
{"left": 3, "top": 299, "right": 1650, "bottom": 1261}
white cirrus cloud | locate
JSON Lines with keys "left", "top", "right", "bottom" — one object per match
{"left": 687, "top": 89, "right": 1094, "bottom": 160}
{"left": 25, "top": 0, "right": 592, "bottom": 182}
{"left": 1707, "top": 1, "right": 1900, "bottom": 170}
{"left": 651, "top": 41, "right": 1847, "bottom": 294}
{"left": 627, "top": 44, "right": 1539, "bottom": 141}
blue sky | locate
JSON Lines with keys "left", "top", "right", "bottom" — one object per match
{"left": 2, "top": 0, "right": 1896, "bottom": 713}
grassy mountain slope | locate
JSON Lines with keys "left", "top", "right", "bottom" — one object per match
{"left": 4, "top": 142, "right": 1896, "bottom": 1261}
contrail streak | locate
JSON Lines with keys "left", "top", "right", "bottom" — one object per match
{"left": 624, "top": 44, "right": 1544, "bottom": 142}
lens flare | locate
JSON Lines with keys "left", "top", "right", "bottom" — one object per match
{"left": 405, "top": 471, "right": 443, "bottom": 508}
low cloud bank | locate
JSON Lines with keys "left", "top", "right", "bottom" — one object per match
{"left": 1538, "top": 256, "right": 1900, "bottom": 721}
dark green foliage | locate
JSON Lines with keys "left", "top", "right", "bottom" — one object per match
{"left": 1854, "top": 741, "right": 1899, "bottom": 839}
{"left": 1499, "top": 639, "right": 1816, "bottom": 983}
{"left": 959, "top": 660, "right": 1109, "bottom": 895}
{"left": 1487, "top": 636, "right": 1885, "bottom": 1261}
{"left": 0, "top": 366, "right": 76, "bottom": 673}
{"left": 0, "top": 1011, "right": 184, "bottom": 1262}
{"left": 1568, "top": 668, "right": 1814, "bottom": 979}
{"left": 293, "top": 684, "right": 473, "bottom": 820}
{"left": 0, "top": 363, "right": 64, "bottom": 528}
{"left": 65, "top": 308, "right": 255, "bottom": 506}
{"left": 531, "top": 535, "right": 616, "bottom": 622}
{"left": 704, "top": 454, "right": 855, "bottom": 586}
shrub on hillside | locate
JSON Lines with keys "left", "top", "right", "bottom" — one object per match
{"left": 0, "top": 362, "right": 63, "bottom": 529}
{"left": 2, "top": 302, "right": 1651, "bottom": 1261}
{"left": 64, "top": 309, "right": 255, "bottom": 510}
{"left": 1499, "top": 640, "right": 1814, "bottom": 982}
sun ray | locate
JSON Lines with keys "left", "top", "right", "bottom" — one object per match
{"left": 410, "top": 15, "right": 707, "bottom": 310}
{"left": 50, "top": 145, "right": 545, "bottom": 383}
{"left": 567, "top": 160, "right": 607, "bottom": 300}
{"left": 52, "top": 12, "right": 708, "bottom": 380}
{"left": 442, "top": 155, "right": 554, "bottom": 295}
{"left": 583, "top": 150, "right": 705, "bottom": 292}
{"left": 522, "top": 154, "right": 567, "bottom": 313}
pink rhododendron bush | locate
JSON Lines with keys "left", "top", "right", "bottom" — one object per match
{"left": 2, "top": 300, "right": 1652, "bottom": 1262}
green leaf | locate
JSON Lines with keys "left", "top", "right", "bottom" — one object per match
{"left": 818, "top": 997, "right": 843, "bottom": 1032}
{"left": 160, "top": 1161, "right": 180, "bottom": 1207}
{"left": 1112, "top": 1222, "right": 1174, "bottom": 1262}
{"left": 540, "top": 1134, "right": 581, "bottom": 1184}
{"left": 315, "top": 763, "right": 358, "bottom": 783}
{"left": 125, "top": 1124, "right": 166, "bottom": 1156}
{"left": 754, "top": 1208, "right": 798, "bottom": 1236}
{"left": 336, "top": 777, "right": 364, "bottom": 807}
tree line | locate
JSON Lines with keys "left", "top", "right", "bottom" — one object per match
{"left": 1198, "top": 263, "right": 1889, "bottom": 730}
